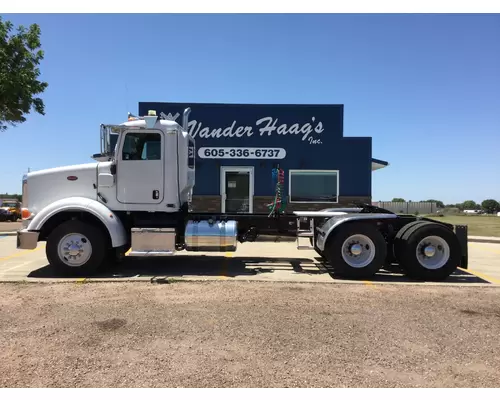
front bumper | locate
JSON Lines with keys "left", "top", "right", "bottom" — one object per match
{"left": 16, "top": 229, "right": 39, "bottom": 250}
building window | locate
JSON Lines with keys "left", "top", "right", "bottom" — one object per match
{"left": 289, "top": 170, "right": 339, "bottom": 203}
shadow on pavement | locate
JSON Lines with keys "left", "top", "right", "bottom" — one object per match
{"left": 27, "top": 254, "right": 492, "bottom": 284}
{"left": 28, "top": 255, "right": 326, "bottom": 279}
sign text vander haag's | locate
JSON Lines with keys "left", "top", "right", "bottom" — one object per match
{"left": 162, "top": 113, "right": 325, "bottom": 145}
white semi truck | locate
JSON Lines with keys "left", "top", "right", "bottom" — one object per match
{"left": 17, "top": 108, "right": 468, "bottom": 280}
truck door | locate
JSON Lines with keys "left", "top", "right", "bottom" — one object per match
{"left": 116, "top": 130, "right": 164, "bottom": 204}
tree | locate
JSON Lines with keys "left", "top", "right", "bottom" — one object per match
{"left": 462, "top": 200, "right": 478, "bottom": 210}
{"left": 481, "top": 199, "right": 500, "bottom": 214}
{"left": 0, "top": 17, "right": 48, "bottom": 131}
{"left": 424, "top": 199, "right": 445, "bottom": 208}
{"left": 392, "top": 198, "right": 405, "bottom": 202}
{"left": 1, "top": 193, "right": 22, "bottom": 202}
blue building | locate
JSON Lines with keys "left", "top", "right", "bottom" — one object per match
{"left": 138, "top": 102, "right": 388, "bottom": 213}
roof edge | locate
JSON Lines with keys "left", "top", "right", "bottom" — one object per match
{"left": 372, "top": 158, "right": 389, "bottom": 171}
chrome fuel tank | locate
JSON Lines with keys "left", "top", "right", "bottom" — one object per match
{"left": 185, "top": 220, "right": 238, "bottom": 252}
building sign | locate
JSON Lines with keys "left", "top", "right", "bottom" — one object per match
{"left": 199, "top": 147, "right": 286, "bottom": 159}
{"left": 149, "top": 103, "right": 339, "bottom": 147}
{"left": 184, "top": 117, "right": 325, "bottom": 145}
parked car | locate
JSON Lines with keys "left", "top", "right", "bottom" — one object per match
{"left": 0, "top": 198, "right": 21, "bottom": 220}
{"left": 0, "top": 208, "right": 17, "bottom": 222}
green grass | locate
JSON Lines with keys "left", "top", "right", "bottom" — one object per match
{"left": 423, "top": 215, "right": 500, "bottom": 237}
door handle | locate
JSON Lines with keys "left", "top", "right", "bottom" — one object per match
{"left": 152, "top": 190, "right": 159, "bottom": 199}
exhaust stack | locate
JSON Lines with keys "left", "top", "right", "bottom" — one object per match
{"left": 183, "top": 108, "right": 191, "bottom": 132}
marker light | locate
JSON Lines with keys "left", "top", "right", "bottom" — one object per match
{"left": 148, "top": 110, "right": 157, "bottom": 116}
{"left": 21, "top": 208, "right": 32, "bottom": 220}
{"left": 144, "top": 115, "right": 158, "bottom": 129}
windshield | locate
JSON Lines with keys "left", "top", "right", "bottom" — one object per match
{"left": 1, "top": 201, "right": 17, "bottom": 207}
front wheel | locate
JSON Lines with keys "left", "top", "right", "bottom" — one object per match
{"left": 324, "top": 222, "right": 387, "bottom": 280}
{"left": 46, "top": 220, "right": 107, "bottom": 277}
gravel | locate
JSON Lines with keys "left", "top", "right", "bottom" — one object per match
{"left": 1, "top": 281, "right": 500, "bottom": 388}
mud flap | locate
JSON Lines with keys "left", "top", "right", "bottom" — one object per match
{"left": 455, "top": 224, "right": 468, "bottom": 270}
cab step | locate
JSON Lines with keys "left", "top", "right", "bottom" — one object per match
{"left": 295, "top": 216, "right": 317, "bottom": 250}
{"left": 130, "top": 227, "right": 176, "bottom": 256}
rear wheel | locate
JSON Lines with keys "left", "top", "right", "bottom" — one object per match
{"left": 324, "top": 223, "right": 387, "bottom": 279}
{"left": 397, "top": 223, "right": 461, "bottom": 281}
{"left": 393, "top": 220, "right": 430, "bottom": 262}
{"left": 46, "top": 220, "right": 107, "bottom": 277}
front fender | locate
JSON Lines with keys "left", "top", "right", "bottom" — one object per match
{"left": 26, "top": 197, "right": 127, "bottom": 248}
{"left": 316, "top": 213, "right": 398, "bottom": 252}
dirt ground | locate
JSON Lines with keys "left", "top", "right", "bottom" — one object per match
{"left": 1, "top": 281, "right": 500, "bottom": 388}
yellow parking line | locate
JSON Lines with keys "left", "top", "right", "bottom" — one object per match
{"left": 363, "top": 280, "right": 374, "bottom": 286}
{"left": 219, "top": 252, "right": 233, "bottom": 280}
{"left": 0, "top": 245, "right": 44, "bottom": 262}
{"left": 459, "top": 267, "right": 500, "bottom": 285}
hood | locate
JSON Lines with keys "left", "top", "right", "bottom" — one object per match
{"left": 25, "top": 162, "right": 98, "bottom": 215}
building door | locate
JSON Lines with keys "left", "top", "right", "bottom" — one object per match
{"left": 220, "top": 167, "right": 254, "bottom": 213}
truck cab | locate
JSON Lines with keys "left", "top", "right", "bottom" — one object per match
{"left": 17, "top": 108, "right": 198, "bottom": 275}
{"left": 93, "top": 109, "right": 195, "bottom": 213}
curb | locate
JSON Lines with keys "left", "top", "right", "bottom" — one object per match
{"left": 0, "top": 231, "right": 17, "bottom": 236}
{"left": 0, "top": 276, "right": 498, "bottom": 288}
{"left": 468, "top": 237, "right": 500, "bottom": 244}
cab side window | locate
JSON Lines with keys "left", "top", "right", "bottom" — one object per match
{"left": 122, "top": 132, "right": 162, "bottom": 161}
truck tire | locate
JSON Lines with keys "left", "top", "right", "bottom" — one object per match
{"left": 46, "top": 220, "right": 107, "bottom": 277}
{"left": 397, "top": 223, "right": 461, "bottom": 281}
{"left": 324, "top": 222, "right": 387, "bottom": 279}
{"left": 393, "top": 221, "right": 430, "bottom": 262}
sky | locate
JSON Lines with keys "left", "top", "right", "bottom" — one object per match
{"left": 1, "top": 13, "right": 499, "bottom": 204}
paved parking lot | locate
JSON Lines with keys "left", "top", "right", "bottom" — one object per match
{"left": 1, "top": 235, "right": 499, "bottom": 285}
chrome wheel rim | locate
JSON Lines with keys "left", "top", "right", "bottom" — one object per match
{"left": 341, "top": 234, "right": 376, "bottom": 268}
{"left": 57, "top": 233, "right": 92, "bottom": 267}
{"left": 416, "top": 235, "right": 450, "bottom": 270}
